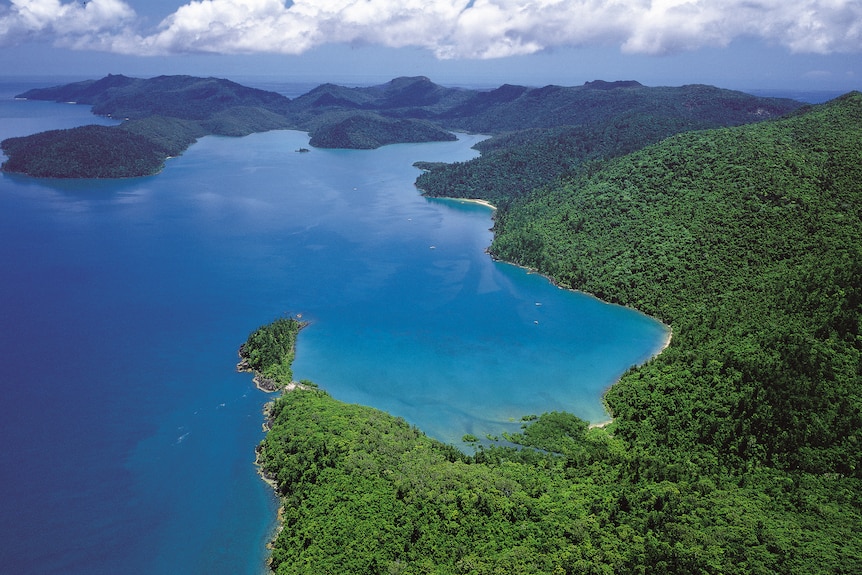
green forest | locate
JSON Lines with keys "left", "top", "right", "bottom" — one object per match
{"left": 2, "top": 74, "right": 801, "bottom": 178}
{"left": 238, "top": 317, "right": 305, "bottom": 391}
{"left": 248, "top": 93, "right": 861, "bottom": 574}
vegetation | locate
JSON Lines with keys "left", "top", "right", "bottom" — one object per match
{"left": 238, "top": 317, "right": 305, "bottom": 391}
{"left": 414, "top": 84, "right": 802, "bottom": 209}
{"left": 0, "top": 125, "right": 169, "bottom": 178}
{"left": 3, "top": 74, "right": 801, "bottom": 178}
{"left": 249, "top": 93, "right": 862, "bottom": 574}
{"left": 490, "top": 93, "right": 862, "bottom": 477}
{"left": 414, "top": 119, "right": 695, "bottom": 208}
{"left": 15, "top": 74, "right": 292, "bottom": 121}
{"left": 308, "top": 113, "right": 456, "bottom": 149}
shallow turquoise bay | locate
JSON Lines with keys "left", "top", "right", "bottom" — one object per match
{"left": 0, "top": 85, "right": 667, "bottom": 574}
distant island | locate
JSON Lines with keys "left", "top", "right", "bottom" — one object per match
{"left": 1, "top": 74, "right": 802, "bottom": 178}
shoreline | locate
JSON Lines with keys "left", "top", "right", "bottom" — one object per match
{"left": 592, "top": 326, "right": 673, "bottom": 428}
{"left": 440, "top": 197, "right": 498, "bottom": 210}
{"left": 248, "top": 378, "right": 317, "bottom": 567}
{"left": 245, "top": 194, "right": 673, "bottom": 571}
{"left": 483, "top": 239, "right": 674, "bottom": 432}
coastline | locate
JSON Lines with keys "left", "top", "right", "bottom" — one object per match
{"left": 591, "top": 326, "right": 673, "bottom": 428}
{"left": 440, "top": 197, "right": 498, "bottom": 210}
{"left": 245, "top": 193, "right": 673, "bottom": 572}
{"left": 484, "top": 248, "right": 674, "bottom": 432}
{"left": 247, "top": 376, "right": 317, "bottom": 567}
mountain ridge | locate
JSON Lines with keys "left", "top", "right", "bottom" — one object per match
{"left": 3, "top": 74, "right": 804, "bottom": 178}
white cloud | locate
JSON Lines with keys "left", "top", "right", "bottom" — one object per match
{"left": 0, "top": 0, "right": 135, "bottom": 45}
{"left": 2, "top": 0, "right": 861, "bottom": 58}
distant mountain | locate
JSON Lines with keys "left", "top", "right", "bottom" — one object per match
{"left": 290, "top": 76, "right": 801, "bottom": 134}
{"left": 3, "top": 74, "right": 803, "bottom": 179}
{"left": 415, "top": 82, "right": 804, "bottom": 207}
{"left": 433, "top": 81, "right": 801, "bottom": 133}
{"left": 308, "top": 113, "right": 456, "bottom": 149}
{"left": 18, "top": 74, "right": 292, "bottom": 121}
{"left": 4, "top": 75, "right": 467, "bottom": 177}
{"left": 287, "top": 76, "right": 473, "bottom": 123}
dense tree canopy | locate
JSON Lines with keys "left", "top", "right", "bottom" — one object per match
{"left": 490, "top": 93, "right": 862, "bottom": 477}
{"left": 251, "top": 93, "right": 862, "bottom": 574}
{"left": 238, "top": 317, "right": 304, "bottom": 390}
{"left": 0, "top": 125, "right": 168, "bottom": 178}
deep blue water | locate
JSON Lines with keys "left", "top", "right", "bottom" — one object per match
{"left": 0, "top": 80, "right": 667, "bottom": 575}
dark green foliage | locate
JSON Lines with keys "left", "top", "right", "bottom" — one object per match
{"left": 253, "top": 93, "right": 862, "bottom": 574}
{"left": 308, "top": 113, "right": 456, "bottom": 149}
{"left": 415, "top": 95, "right": 802, "bottom": 209}
{"left": 490, "top": 93, "right": 862, "bottom": 478}
{"left": 119, "top": 116, "right": 205, "bottom": 157}
{"left": 239, "top": 317, "right": 304, "bottom": 386}
{"left": 201, "top": 107, "right": 293, "bottom": 137}
{"left": 16, "top": 74, "right": 138, "bottom": 106}
{"left": 6, "top": 75, "right": 300, "bottom": 178}
{"left": 286, "top": 76, "right": 474, "bottom": 126}
{"left": 19, "top": 74, "right": 292, "bottom": 121}
{"left": 0, "top": 125, "right": 167, "bottom": 178}
{"left": 435, "top": 82, "right": 800, "bottom": 134}
{"left": 260, "top": 391, "right": 862, "bottom": 574}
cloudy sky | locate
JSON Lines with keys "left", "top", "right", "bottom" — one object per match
{"left": 1, "top": 0, "right": 860, "bottom": 91}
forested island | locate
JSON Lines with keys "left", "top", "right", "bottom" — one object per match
{"left": 1, "top": 74, "right": 802, "bottom": 178}
{"left": 243, "top": 91, "right": 861, "bottom": 574}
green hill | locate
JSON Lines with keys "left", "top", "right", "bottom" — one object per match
{"left": 308, "top": 113, "right": 456, "bottom": 149}
{"left": 4, "top": 75, "right": 802, "bottom": 178}
{"left": 254, "top": 93, "right": 862, "bottom": 574}
{"left": 17, "top": 74, "right": 293, "bottom": 121}
{"left": 414, "top": 82, "right": 803, "bottom": 208}
{"left": 491, "top": 93, "right": 862, "bottom": 477}
{"left": 4, "top": 75, "right": 296, "bottom": 177}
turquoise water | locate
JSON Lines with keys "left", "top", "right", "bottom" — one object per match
{"left": 0, "top": 82, "right": 667, "bottom": 574}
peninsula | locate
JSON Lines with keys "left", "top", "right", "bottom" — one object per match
{"left": 236, "top": 316, "right": 306, "bottom": 393}
{"left": 244, "top": 91, "right": 862, "bottom": 573}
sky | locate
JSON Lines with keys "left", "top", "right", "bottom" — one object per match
{"left": 0, "top": 0, "right": 860, "bottom": 92}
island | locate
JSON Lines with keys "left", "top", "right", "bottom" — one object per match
{"left": 241, "top": 91, "right": 862, "bottom": 574}
{"left": 1, "top": 74, "right": 802, "bottom": 178}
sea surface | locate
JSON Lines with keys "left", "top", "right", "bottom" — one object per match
{"left": 0, "top": 79, "right": 668, "bottom": 575}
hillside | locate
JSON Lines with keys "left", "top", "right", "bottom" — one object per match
{"left": 4, "top": 75, "right": 297, "bottom": 177}
{"left": 490, "top": 92, "right": 862, "bottom": 477}
{"left": 307, "top": 113, "right": 456, "bottom": 149}
{"left": 2, "top": 75, "right": 801, "bottom": 179}
{"left": 16, "top": 74, "right": 293, "bottom": 121}
{"left": 255, "top": 93, "right": 862, "bottom": 574}
{"left": 2, "top": 75, "right": 465, "bottom": 177}
{"left": 414, "top": 82, "right": 803, "bottom": 208}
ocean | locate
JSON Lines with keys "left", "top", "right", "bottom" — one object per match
{"left": 0, "top": 79, "right": 667, "bottom": 574}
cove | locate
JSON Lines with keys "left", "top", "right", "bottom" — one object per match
{"left": 0, "top": 83, "right": 667, "bottom": 575}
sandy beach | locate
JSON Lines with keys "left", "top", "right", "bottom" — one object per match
{"left": 433, "top": 197, "right": 498, "bottom": 210}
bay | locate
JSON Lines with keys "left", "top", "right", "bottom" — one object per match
{"left": 0, "top": 81, "right": 667, "bottom": 574}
